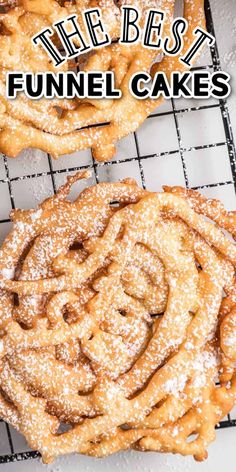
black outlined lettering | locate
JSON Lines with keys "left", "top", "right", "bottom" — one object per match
{"left": 46, "top": 74, "right": 64, "bottom": 97}
{"left": 54, "top": 15, "right": 89, "bottom": 59}
{"left": 180, "top": 27, "right": 215, "bottom": 67}
{"left": 84, "top": 8, "right": 110, "bottom": 47}
{"left": 129, "top": 71, "right": 231, "bottom": 100}
{"left": 164, "top": 18, "right": 187, "bottom": 55}
{"left": 7, "top": 73, "right": 24, "bottom": 99}
{"left": 25, "top": 74, "right": 43, "bottom": 98}
{"left": 6, "top": 72, "right": 230, "bottom": 101}
{"left": 130, "top": 73, "right": 150, "bottom": 98}
{"left": 193, "top": 71, "right": 210, "bottom": 97}
{"left": 67, "top": 73, "right": 85, "bottom": 98}
{"left": 120, "top": 6, "right": 141, "bottom": 44}
{"left": 142, "top": 10, "right": 164, "bottom": 49}
{"left": 6, "top": 72, "right": 122, "bottom": 100}
{"left": 211, "top": 72, "right": 231, "bottom": 98}
{"left": 171, "top": 72, "right": 191, "bottom": 96}
{"left": 32, "top": 28, "right": 65, "bottom": 67}
{"left": 152, "top": 73, "right": 171, "bottom": 97}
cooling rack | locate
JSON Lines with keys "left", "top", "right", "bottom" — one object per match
{"left": 0, "top": 0, "right": 236, "bottom": 464}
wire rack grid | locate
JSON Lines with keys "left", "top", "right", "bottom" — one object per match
{"left": 0, "top": 0, "right": 236, "bottom": 465}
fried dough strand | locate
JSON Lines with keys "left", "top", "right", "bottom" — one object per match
{"left": 0, "top": 0, "right": 205, "bottom": 160}
{"left": 0, "top": 176, "right": 235, "bottom": 463}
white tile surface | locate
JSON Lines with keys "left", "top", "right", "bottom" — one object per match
{"left": 97, "top": 160, "right": 143, "bottom": 186}
{"left": 0, "top": 423, "right": 11, "bottom": 456}
{"left": 51, "top": 149, "right": 92, "bottom": 171}
{"left": 178, "top": 107, "right": 226, "bottom": 149}
{"left": 150, "top": 98, "right": 173, "bottom": 115}
{"left": 0, "top": 183, "right": 12, "bottom": 219}
{"left": 173, "top": 95, "right": 218, "bottom": 111}
{"left": 54, "top": 170, "right": 96, "bottom": 198}
{"left": 184, "top": 144, "right": 233, "bottom": 188}
{"left": 0, "top": 157, "right": 6, "bottom": 180}
{"left": 6, "top": 150, "right": 49, "bottom": 179}
{"left": 200, "top": 183, "right": 236, "bottom": 211}
{"left": 8, "top": 427, "right": 29, "bottom": 454}
{"left": 11, "top": 176, "right": 54, "bottom": 209}
{"left": 142, "top": 153, "right": 186, "bottom": 191}
{"left": 0, "top": 222, "right": 12, "bottom": 245}
{"left": 112, "top": 134, "right": 137, "bottom": 161}
{"left": 137, "top": 113, "right": 178, "bottom": 155}
{"left": 194, "top": 44, "right": 213, "bottom": 68}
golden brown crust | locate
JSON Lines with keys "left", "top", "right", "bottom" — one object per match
{"left": 0, "top": 178, "right": 235, "bottom": 463}
{"left": 0, "top": 0, "right": 205, "bottom": 160}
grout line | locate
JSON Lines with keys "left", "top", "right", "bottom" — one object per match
{"left": 1, "top": 163, "right": 94, "bottom": 183}
{"left": 148, "top": 102, "right": 220, "bottom": 120}
{"left": 191, "top": 180, "right": 233, "bottom": 190}
{"left": 5, "top": 423, "right": 14, "bottom": 455}
{"left": 0, "top": 451, "right": 40, "bottom": 464}
{"left": 91, "top": 154, "right": 99, "bottom": 184}
{"left": 0, "top": 142, "right": 229, "bottom": 185}
{"left": 182, "top": 141, "right": 227, "bottom": 152}
{"left": 218, "top": 100, "right": 236, "bottom": 192}
{"left": 216, "top": 419, "right": 236, "bottom": 429}
{"left": 3, "top": 156, "right": 15, "bottom": 210}
{"left": 0, "top": 178, "right": 233, "bottom": 226}
{"left": 47, "top": 154, "right": 57, "bottom": 194}
{"left": 171, "top": 98, "right": 189, "bottom": 188}
{"left": 134, "top": 132, "right": 146, "bottom": 189}
{"left": 205, "top": 0, "right": 236, "bottom": 193}
{"left": 191, "top": 64, "right": 214, "bottom": 71}
{"left": 0, "top": 218, "right": 11, "bottom": 224}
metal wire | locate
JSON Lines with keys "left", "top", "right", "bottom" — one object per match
{"left": 0, "top": 0, "right": 235, "bottom": 464}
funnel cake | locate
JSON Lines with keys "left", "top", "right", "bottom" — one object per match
{"left": 0, "top": 173, "right": 235, "bottom": 463}
{"left": 0, "top": 0, "right": 206, "bottom": 160}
